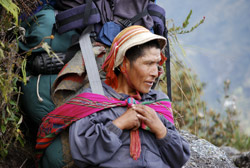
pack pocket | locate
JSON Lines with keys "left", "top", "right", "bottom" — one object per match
{"left": 55, "top": 2, "right": 101, "bottom": 34}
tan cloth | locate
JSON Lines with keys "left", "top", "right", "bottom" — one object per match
{"left": 51, "top": 42, "right": 107, "bottom": 107}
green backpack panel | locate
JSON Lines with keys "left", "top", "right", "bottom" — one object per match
{"left": 19, "top": 5, "right": 78, "bottom": 53}
{"left": 20, "top": 74, "right": 57, "bottom": 125}
{"left": 41, "top": 131, "right": 73, "bottom": 168}
{"left": 20, "top": 74, "right": 74, "bottom": 167}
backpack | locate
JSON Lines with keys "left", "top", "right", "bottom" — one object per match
{"left": 54, "top": 0, "right": 172, "bottom": 100}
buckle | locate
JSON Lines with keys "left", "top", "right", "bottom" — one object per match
{"left": 118, "top": 19, "right": 132, "bottom": 28}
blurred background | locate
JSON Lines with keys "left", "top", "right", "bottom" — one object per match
{"left": 158, "top": 0, "right": 250, "bottom": 136}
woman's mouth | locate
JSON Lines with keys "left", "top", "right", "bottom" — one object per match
{"left": 145, "top": 81, "right": 154, "bottom": 86}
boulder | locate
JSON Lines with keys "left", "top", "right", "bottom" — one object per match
{"left": 233, "top": 151, "right": 250, "bottom": 168}
{"left": 220, "top": 146, "right": 250, "bottom": 168}
{"left": 180, "top": 130, "right": 236, "bottom": 168}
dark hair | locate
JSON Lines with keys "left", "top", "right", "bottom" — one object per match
{"left": 114, "top": 40, "right": 161, "bottom": 76}
{"left": 125, "top": 40, "right": 161, "bottom": 63}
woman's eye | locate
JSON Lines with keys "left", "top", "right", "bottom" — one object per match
{"left": 148, "top": 62, "right": 154, "bottom": 65}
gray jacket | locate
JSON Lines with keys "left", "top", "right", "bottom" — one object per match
{"left": 69, "top": 83, "right": 190, "bottom": 168}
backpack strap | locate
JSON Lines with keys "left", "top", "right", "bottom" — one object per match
{"left": 79, "top": 26, "right": 104, "bottom": 95}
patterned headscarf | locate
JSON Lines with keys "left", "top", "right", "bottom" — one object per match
{"left": 102, "top": 25, "right": 167, "bottom": 89}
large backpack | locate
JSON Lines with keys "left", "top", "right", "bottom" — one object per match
{"left": 54, "top": 0, "right": 172, "bottom": 100}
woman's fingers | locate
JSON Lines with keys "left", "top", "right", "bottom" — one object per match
{"left": 133, "top": 104, "right": 167, "bottom": 138}
{"left": 136, "top": 114, "right": 148, "bottom": 122}
{"left": 113, "top": 107, "right": 141, "bottom": 130}
{"left": 132, "top": 104, "right": 151, "bottom": 117}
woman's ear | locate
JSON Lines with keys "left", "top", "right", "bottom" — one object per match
{"left": 124, "top": 57, "right": 130, "bottom": 69}
{"left": 120, "top": 57, "right": 129, "bottom": 73}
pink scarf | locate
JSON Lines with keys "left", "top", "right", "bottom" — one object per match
{"left": 36, "top": 92, "right": 173, "bottom": 164}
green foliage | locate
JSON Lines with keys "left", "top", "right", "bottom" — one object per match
{"left": 0, "top": 0, "right": 20, "bottom": 25}
{"left": 160, "top": 11, "right": 250, "bottom": 151}
{"left": 0, "top": 6, "right": 25, "bottom": 158}
{"left": 199, "top": 81, "right": 250, "bottom": 151}
{"left": 41, "top": 42, "right": 64, "bottom": 64}
{"left": 168, "top": 10, "right": 205, "bottom": 35}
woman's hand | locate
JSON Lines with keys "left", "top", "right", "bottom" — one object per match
{"left": 132, "top": 104, "right": 167, "bottom": 139}
{"left": 112, "top": 108, "right": 141, "bottom": 131}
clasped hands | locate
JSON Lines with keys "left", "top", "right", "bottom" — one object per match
{"left": 112, "top": 104, "right": 167, "bottom": 139}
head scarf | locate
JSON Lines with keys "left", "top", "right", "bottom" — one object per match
{"left": 102, "top": 25, "right": 167, "bottom": 89}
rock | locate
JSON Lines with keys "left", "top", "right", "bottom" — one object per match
{"left": 221, "top": 146, "right": 250, "bottom": 168}
{"left": 220, "top": 146, "right": 241, "bottom": 157}
{"left": 234, "top": 151, "right": 250, "bottom": 168}
{"left": 180, "top": 130, "right": 236, "bottom": 168}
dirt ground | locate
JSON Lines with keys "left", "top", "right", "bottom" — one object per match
{"left": 0, "top": 118, "right": 37, "bottom": 168}
{"left": 0, "top": 145, "right": 35, "bottom": 168}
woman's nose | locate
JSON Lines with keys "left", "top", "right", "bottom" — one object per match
{"left": 150, "top": 64, "right": 158, "bottom": 77}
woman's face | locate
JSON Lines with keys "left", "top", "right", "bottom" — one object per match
{"left": 125, "top": 47, "right": 161, "bottom": 94}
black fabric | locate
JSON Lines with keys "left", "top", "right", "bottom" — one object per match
{"left": 55, "top": 0, "right": 85, "bottom": 10}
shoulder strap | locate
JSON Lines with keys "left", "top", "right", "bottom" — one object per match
{"left": 79, "top": 26, "right": 104, "bottom": 95}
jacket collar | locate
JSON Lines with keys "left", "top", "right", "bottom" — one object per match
{"left": 102, "top": 82, "right": 157, "bottom": 102}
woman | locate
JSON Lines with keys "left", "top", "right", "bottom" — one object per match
{"left": 68, "top": 25, "right": 190, "bottom": 168}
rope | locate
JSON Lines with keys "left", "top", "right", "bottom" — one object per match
{"left": 37, "top": 74, "right": 44, "bottom": 102}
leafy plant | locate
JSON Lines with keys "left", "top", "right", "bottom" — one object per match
{"left": 0, "top": 0, "right": 29, "bottom": 159}
{"left": 0, "top": 27, "right": 25, "bottom": 159}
